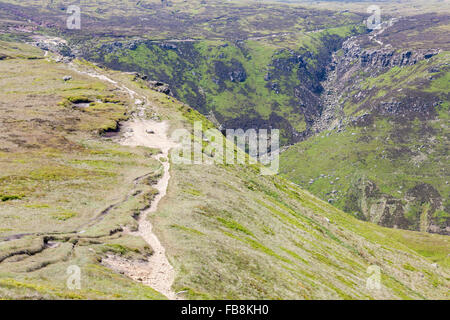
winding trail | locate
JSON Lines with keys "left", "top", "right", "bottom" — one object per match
{"left": 108, "top": 119, "right": 179, "bottom": 300}
{"left": 67, "top": 60, "right": 180, "bottom": 299}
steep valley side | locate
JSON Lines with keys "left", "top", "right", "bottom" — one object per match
{"left": 77, "top": 24, "right": 365, "bottom": 146}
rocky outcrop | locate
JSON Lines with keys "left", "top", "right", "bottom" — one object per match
{"left": 376, "top": 96, "right": 440, "bottom": 119}
{"left": 341, "top": 35, "right": 440, "bottom": 69}
{"left": 359, "top": 48, "right": 438, "bottom": 68}
{"left": 213, "top": 59, "right": 247, "bottom": 84}
{"left": 147, "top": 81, "right": 172, "bottom": 95}
{"left": 33, "top": 36, "right": 74, "bottom": 59}
{"left": 133, "top": 73, "right": 172, "bottom": 95}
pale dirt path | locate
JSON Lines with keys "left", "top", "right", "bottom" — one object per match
{"left": 66, "top": 61, "right": 181, "bottom": 299}
{"left": 104, "top": 119, "right": 180, "bottom": 300}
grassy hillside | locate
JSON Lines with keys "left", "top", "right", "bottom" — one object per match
{"left": 158, "top": 140, "right": 450, "bottom": 299}
{"left": 151, "top": 98, "right": 450, "bottom": 299}
{"left": 1, "top": 40, "right": 448, "bottom": 299}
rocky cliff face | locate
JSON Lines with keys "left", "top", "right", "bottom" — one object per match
{"left": 343, "top": 39, "right": 440, "bottom": 68}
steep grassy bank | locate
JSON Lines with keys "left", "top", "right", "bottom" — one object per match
{"left": 151, "top": 103, "right": 450, "bottom": 299}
